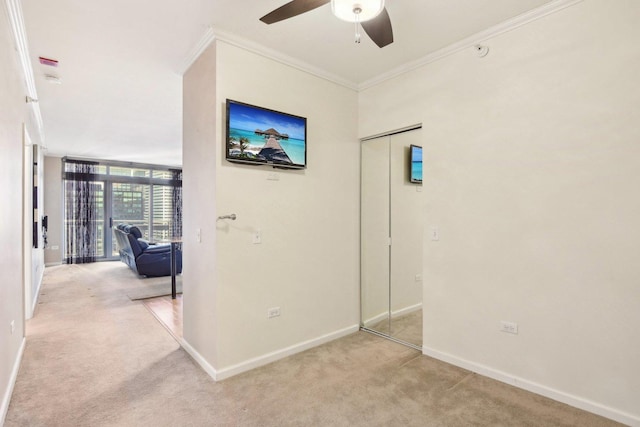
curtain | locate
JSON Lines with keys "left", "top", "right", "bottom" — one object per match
{"left": 170, "top": 169, "right": 183, "bottom": 240}
{"left": 64, "top": 160, "right": 99, "bottom": 264}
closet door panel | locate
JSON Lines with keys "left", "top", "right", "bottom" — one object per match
{"left": 389, "top": 130, "right": 423, "bottom": 346}
{"left": 361, "top": 136, "right": 390, "bottom": 332}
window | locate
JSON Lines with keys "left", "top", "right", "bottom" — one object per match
{"left": 63, "top": 158, "right": 182, "bottom": 262}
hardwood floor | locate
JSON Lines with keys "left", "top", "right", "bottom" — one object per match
{"left": 141, "top": 294, "right": 183, "bottom": 340}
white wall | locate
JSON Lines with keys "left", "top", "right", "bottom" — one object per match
{"left": 183, "top": 42, "right": 220, "bottom": 370}
{"left": 359, "top": 0, "right": 639, "bottom": 423}
{"left": 183, "top": 40, "right": 360, "bottom": 376}
{"left": 0, "top": 6, "right": 28, "bottom": 423}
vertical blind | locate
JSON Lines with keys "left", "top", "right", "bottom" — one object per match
{"left": 64, "top": 159, "right": 99, "bottom": 264}
{"left": 170, "top": 169, "right": 183, "bottom": 240}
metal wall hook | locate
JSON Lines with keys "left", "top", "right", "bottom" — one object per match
{"left": 217, "top": 214, "right": 237, "bottom": 221}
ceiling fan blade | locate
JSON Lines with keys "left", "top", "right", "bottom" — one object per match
{"left": 260, "top": 0, "right": 330, "bottom": 24}
{"left": 361, "top": 7, "right": 393, "bottom": 48}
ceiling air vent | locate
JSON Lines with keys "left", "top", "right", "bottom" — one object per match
{"left": 38, "top": 56, "right": 58, "bottom": 67}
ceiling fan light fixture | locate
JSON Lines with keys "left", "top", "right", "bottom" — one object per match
{"left": 331, "top": 0, "right": 384, "bottom": 23}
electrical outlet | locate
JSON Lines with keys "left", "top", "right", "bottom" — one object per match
{"left": 267, "top": 307, "right": 281, "bottom": 319}
{"left": 415, "top": 274, "right": 422, "bottom": 282}
{"left": 10, "top": 320, "right": 15, "bottom": 335}
{"left": 253, "top": 230, "right": 262, "bottom": 244}
{"left": 500, "top": 321, "right": 518, "bottom": 334}
{"left": 51, "top": 245, "right": 59, "bottom": 250}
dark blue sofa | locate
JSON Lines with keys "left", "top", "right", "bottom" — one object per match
{"left": 114, "top": 224, "right": 182, "bottom": 277}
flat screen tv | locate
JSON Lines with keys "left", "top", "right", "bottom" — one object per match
{"left": 225, "top": 99, "right": 307, "bottom": 169}
{"left": 410, "top": 144, "right": 422, "bottom": 184}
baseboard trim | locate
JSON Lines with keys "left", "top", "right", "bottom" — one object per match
{"left": 216, "top": 324, "right": 360, "bottom": 380}
{"left": 180, "top": 338, "right": 219, "bottom": 381}
{"left": 44, "top": 262, "right": 62, "bottom": 267}
{"left": 392, "top": 303, "right": 422, "bottom": 318}
{"left": 1, "top": 337, "right": 25, "bottom": 425}
{"left": 363, "top": 303, "right": 422, "bottom": 328}
{"left": 422, "top": 345, "right": 639, "bottom": 426}
{"left": 182, "top": 325, "right": 360, "bottom": 382}
{"left": 362, "top": 312, "right": 388, "bottom": 328}
{"left": 27, "top": 267, "right": 44, "bottom": 319}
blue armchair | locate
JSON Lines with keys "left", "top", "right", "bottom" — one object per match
{"left": 114, "top": 224, "right": 182, "bottom": 277}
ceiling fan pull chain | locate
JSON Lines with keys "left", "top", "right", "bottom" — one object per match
{"left": 354, "top": 6, "right": 362, "bottom": 43}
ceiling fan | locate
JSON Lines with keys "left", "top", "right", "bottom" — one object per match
{"left": 260, "top": 0, "right": 393, "bottom": 48}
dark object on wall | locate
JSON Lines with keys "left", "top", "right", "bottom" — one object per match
{"left": 225, "top": 99, "right": 307, "bottom": 170}
{"left": 42, "top": 215, "right": 48, "bottom": 247}
{"left": 33, "top": 144, "right": 38, "bottom": 248}
{"left": 114, "top": 224, "right": 182, "bottom": 277}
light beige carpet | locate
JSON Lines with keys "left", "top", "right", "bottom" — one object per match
{"left": 93, "top": 261, "right": 183, "bottom": 300}
{"left": 125, "top": 277, "right": 183, "bottom": 300}
{"left": 6, "top": 262, "right": 622, "bottom": 426}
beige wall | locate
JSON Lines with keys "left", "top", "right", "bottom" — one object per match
{"left": 359, "top": 0, "right": 640, "bottom": 422}
{"left": 183, "top": 40, "right": 360, "bottom": 376}
{"left": 1, "top": 7, "right": 29, "bottom": 421}
{"left": 182, "top": 42, "right": 220, "bottom": 370}
{"left": 214, "top": 41, "right": 360, "bottom": 372}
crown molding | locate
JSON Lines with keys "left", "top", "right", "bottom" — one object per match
{"left": 179, "top": 25, "right": 216, "bottom": 75}
{"left": 180, "top": 0, "right": 583, "bottom": 92}
{"left": 4, "top": 0, "right": 36, "bottom": 97}
{"left": 358, "top": 0, "right": 584, "bottom": 90}
{"left": 180, "top": 26, "right": 359, "bottom": 90}
{"left": 212, "top": 28, "right": 359, "bottom": 91}
{"left": 4, "top": 0, "right": 45, "bottom": 143}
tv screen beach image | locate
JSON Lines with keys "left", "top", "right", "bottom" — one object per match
{"left": 411, "top": 145, "right": 422, "bottom": 183}
{"left": 227, "top": 101, "right": 306, "bottom": 168}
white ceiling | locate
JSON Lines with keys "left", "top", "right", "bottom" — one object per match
{"left": 20, "top": 0, "right": 558, "bottom": 166}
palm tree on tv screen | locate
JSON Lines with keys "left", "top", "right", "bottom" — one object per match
{"left": 239, "top": 137, "right": 250, "bottom": 157}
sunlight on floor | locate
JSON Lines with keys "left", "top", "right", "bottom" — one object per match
{"left": 141, "top": 294, "right": 183, "bottom": 340}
